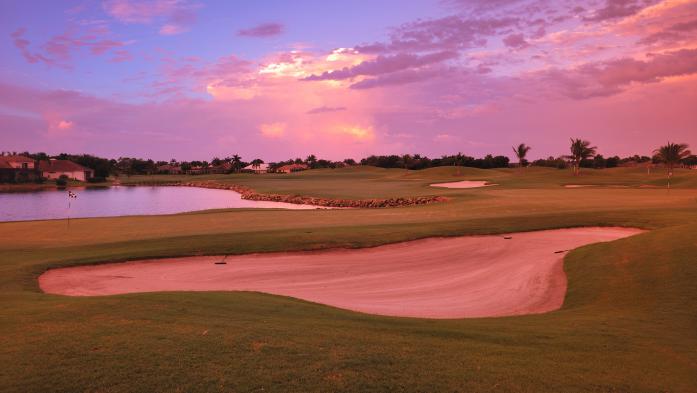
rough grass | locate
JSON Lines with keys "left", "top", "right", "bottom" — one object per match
{"left": 1, "top": 166, "right": 697, "bottom": 392}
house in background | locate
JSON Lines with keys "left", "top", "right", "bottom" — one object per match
{"left": 157, "top": 164, "right": 182, "bottom": 174}
{"left": 276, "top": 163, "right": 309, "bottom": 174}
{"left": 186, "top": 166, "right": 209, "bottom": 175}
{"left": 38, "top": 159, "right": 94, "bottom": 181}
{"left": 0, "top": 155, "right": 39, "bottom": 183}
{"left": 209, "top": 162, "right": 233, "bottom": 174}
{"left": 242, "top": 163, "right": 270, "bottom": 174}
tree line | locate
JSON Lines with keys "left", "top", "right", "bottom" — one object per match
{"left": 3, "top": 139, "right": 695, "bottom": 178}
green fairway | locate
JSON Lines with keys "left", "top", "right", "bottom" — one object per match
{"left": 1, "top": 166, "right": 697, "bottom": 392}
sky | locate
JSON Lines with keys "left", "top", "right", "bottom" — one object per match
{"left": 0, "top": 0, "right": 696, "bottom": 161}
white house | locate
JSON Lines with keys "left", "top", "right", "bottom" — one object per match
{"left": 38, "top": 159, "right": 94, "bottom": 181}
{"left": 242, "top": 163, "right": 270, "bottom": 174}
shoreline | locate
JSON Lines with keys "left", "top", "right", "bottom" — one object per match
{"left": 122, "top": 181, "right": 447, "bottom": 208}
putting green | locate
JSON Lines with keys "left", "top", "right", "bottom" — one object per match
{"left": 1, "top": 166, "right": 697, "bottom": 392}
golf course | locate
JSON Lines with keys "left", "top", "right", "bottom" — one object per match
{"left": 1, "top": 166, "right": 697, "bottom": 392}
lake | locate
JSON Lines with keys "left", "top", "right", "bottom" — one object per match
{"left": 0, "top": 186, "right": 320, "bottom": 222}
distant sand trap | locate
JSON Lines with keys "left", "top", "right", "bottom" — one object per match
{"left": 39, "top": 227, "right": 642, "bottom": 319}
{"left": 430, "top": 180, "right": 496, "bottom": 188}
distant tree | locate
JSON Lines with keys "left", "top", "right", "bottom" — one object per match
{"left": 512, "top": 143, "right": 531, "bottom": 167}
{"left": 532, "top": 156, "right": 568, "bottom": 169}
{"left": 606, "top": 156, "right": 620, "bottom": 168}
{"left": 251, "top": 158, "right": 264, "bottom": 167}
{"left": 343, "top": 158, "right": 357, "bottom": 166}
{"left": 592, "top": 154, "right": 607, "bottom": 169}
{"left": 305, "top": 154, "right": 317, "bottom": 169}
{"left": 401, "top": 154, "right": 412, "bottom": 169}
{"left": 568, "top": 138, "right": 597, "bottom": 176}
{"left": 653, "top": 142, "right": 691, "bottom": 189}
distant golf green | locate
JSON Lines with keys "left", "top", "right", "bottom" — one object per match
{"left": 1, "top": 166, "right": 696, "bottom": 392}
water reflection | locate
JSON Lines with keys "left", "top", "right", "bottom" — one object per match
{"left": 0, "top": 186, "right": 319, "bottom": 222}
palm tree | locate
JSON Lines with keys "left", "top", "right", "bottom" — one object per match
{"left": 231, "top": 154, "right": 242, "bottom": 172}
{"left": 568, "top": 138, "right": 597, "bottom": 176}
{"left": 512, "top": 143, "right": 531, "bottom": 168}
{"left": 653, "top": 142, "right": 691, "bottom": 189}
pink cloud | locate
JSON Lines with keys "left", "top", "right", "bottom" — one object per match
{"left": 639, "top": 18, "right": 697, "bottom": 45}
{"left": 502, "top": 33, "right": 529, "bottom": 49}
{"left": 10, "top": 28, "right": 39, "bottom": 64}
{"left": 356, "top": 16, "right": 518, "bottom": 53}
{"left": 304, "top": 51, "right": 458, "bottom": 81}
{"left": 306, "top": 106, "right": 347, "bottom": 114}
{"left": 102, "top": 0, "right": 178, "bottom": 23}
{"left": 539, "top": 48, "right": 697, "bottom": 99}
{"left": 10, "top": 26, "right": 131, "bottom": 68}
{"left": 259, "top": 122, "right": 286, "bottom": 138}
{"left": 584, "top": 0, "right": 658, "bottom": 22}
{"left": 237, "top": 23, "right": 284, "bottom": 38}
{"left": 349, "top": 67, "right": 447, "bottom": 89}
{"left": 111, "top": 49, "right": 133, "bottom": 63}
{"left": 103, "top": 0, "right": 198, "bottom": 35}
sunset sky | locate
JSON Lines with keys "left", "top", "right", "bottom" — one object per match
{"left": 1, "top": 0, "right": 696, "bottom": 161}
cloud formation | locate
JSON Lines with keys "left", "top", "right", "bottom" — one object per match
{"left": 237, "top": 23, "right": 284, "bottom": 38}
{"left": 103, "top": 0, "right": 198, "bottom": 35}
{"left": 2, "top": 0, "right": 697, "bottom": 161}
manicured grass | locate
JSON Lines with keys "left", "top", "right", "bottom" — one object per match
{"left": 1, "top": 166, "right": 697, "bottom": 392}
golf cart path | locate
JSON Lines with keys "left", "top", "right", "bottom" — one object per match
{"left": 39, "top": 227, "right": 642, "bottom": 319}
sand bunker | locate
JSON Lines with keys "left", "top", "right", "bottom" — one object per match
{"left": 39, "top": 227, "right": 642, "bottom": 319}
{"left": 430, "top": 180, "right": 497, "bottom": 188}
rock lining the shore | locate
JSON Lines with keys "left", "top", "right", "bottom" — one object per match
{"left": 132, "top": 181, "right": 447, "bottom": 208}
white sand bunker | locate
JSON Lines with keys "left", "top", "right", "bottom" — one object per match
{"left": 40, "top": 227, "right": 642, "bottom": 319}
{"left": 430, "top": 180, "right": 496, "bottom": 188}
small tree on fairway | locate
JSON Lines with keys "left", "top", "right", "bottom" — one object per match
{"left": 512, "top": 143, "right": 531, "bottom": 168}
{"left": 568, "top": 138, "right": 597, "bottom": 176}
{"left": 653, "top": 142, "right": 691, "bottom": 189}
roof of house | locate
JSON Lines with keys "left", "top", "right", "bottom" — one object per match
{"left": 0, "top": 155, "right": 34, "bottom": 163}
{"left": 158, "top": 164, "right": 181, "bottom": 170}
{"left": 38, "top": 160, "right": 91, "bottom": 172}
{"left": 277, "top": 163, "right": 309, "bottom": 171}
{"left": 211, "top": 162, "right": 232, "bottom": 170}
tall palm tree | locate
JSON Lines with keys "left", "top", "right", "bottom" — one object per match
{"left": 231, "top": 154, "right": 242, "bottom": 172}
{"left": 568, "top": 138, "right": 597, "bottom": 176}
{"left": 512, "top": 143, "right": 531, "bottom": 168}
{"left": 653, "top": 142, "right": 691, "bottom": 189}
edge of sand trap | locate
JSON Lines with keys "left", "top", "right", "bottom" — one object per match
{"left": 39, "top": 227, "right": 643, "bottom": 319}
{"left": 430, "top": 180, "right": 497, "bottom": 188}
